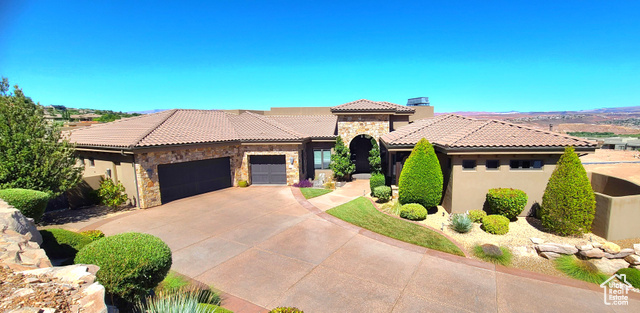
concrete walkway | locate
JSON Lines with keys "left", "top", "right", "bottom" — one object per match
{"left": 307, "top": 178, "right": 371, "bottom": 211}
{"left": 82, "top": 184, "right": 640, "bottom": 313}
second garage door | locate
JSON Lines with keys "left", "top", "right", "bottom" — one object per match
{"left": 158, "top": 157, "right": 232, "bottom": 203}
{"left": 250, "top": 155, "right": 287, "bottom": 185}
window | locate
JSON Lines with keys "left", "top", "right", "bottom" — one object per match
{"left": 462, "top": 160, "right": 476, "bottom": 170}
{"left": 510, "top": 159, "right": 543, "bottom": 170}
{"left": 486, "top": 160, "right": 500, "bottom": 170}
{"left": 89, "top": 158, "right": 95, "bottom": 167}
{"left": 79, "top": 157, "right": 85, "bottom": 166}
{"left": 314, "top": 149, "right": 331, "bottom": 169}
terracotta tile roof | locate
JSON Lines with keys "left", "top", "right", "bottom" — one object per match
{"left": 381, "top": 114, "right": 597, "bottom": 149}
{"left": 227, "top": 112, "right": 305, "bottom": 142}
{"left": 266, "top": 115, "right": 337, "bottom": 138}
{"left": 138, "top": 110, "right": 237, "bottom": 146}
{"left": 331, "top": 99, "right": 415, "bottom": 113}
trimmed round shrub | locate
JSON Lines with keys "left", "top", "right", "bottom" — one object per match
{"left": 75, "top": 232, "right": 172, "bottom": 301}
{"left": 399, "top": 203, "right": 428, "bottom": 221}
{"left": 617, "top": 268, "right": 640, "bottom": 289}
{"left": 373, "top": 186, "right": 391, "bottom": 202}
{"left": 269, "top": 308, "right": 304, "bottom": 313}
{"left": 486, "top": 188, "right": 528, "bottom": 220}
{"left": 398, "top": 138, "right": 443, "bottom": 208}
{"left": 40, "top": 228, "right": 93, "bottom": 260}
{"left": 541, "top": 146, "right": 596, "bottom": 236}
{"left": 481, "top": 215, "right": 509, "bottom": 235}
{"left": 468, "top": 209, "right": 487, "bottom": 223}
{"left": 0, "top": 188, "right": 50, "bottom": 223}
{"left": 238, "top": 180, "right": 249, "bottom": 188}
{"left": 369, "top": 173, "right": 385, "bottom": 195}
{"left": 450, "top": 213, "right": 473, "bottom": 233}
{"left": 80, "top": 229, "right": 105, "bottom": 241}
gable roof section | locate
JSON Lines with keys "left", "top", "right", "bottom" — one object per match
{"left": 331, "top": 99, "right": 415, "bottom": 114}
{"left": 227, "top": 112, "right": 305, "bottom": 142}
{"left": 381, "top": 114, "right": 596, "bottom": 150}
{"left": 138, "top": 110, "right": 237, "bottom": 147}
{"left": 266, "top": 115, "right": 337, "bottom": 138}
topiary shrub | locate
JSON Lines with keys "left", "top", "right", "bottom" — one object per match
{"left": 79, "top": 229, "right": 105, "bottom": 241}
{"left": 616, "top": 268, "right": 640, "bottom": 289}
{"left": 40, "top": 228, "right": 93, "bottom": 260}
{"left": 369, "top": 173, "right": 385, "bottom": 195}
{"left": 399, "top": 203, "right": 428, "bottom": 221}
{"left": 97, "top": 178, "right": 128, "bottom": 208}
{"left": 75, "top": 232, "right": 172, "bottom": 301}
{"left": 468, "top": 209, "right": 487, "bottom": 223}
{"left": 269, "top": 308, "right": 304, "bottom": 313}
{"left": 450, "top": 213, "right": 473, "bottom": 233}
{"left": 238, "top": 180, "right": 249, "bottom": 187}
{"left": 373, "top": 186, "right": 391, "bottom": 202}
{"left": 486, "top": 188, "right": 528, "bottom": 220}
{"left": 481, "top": 215, "right": 509, "bottom": 235}
{"left": 541, "top": 146, "right": 596, "bottom": 236}
{"left": 0, "top": 188, "right": 50, "bottom": 223}
{"left": 398, "top": 138, "right": 443, "bottom": 208}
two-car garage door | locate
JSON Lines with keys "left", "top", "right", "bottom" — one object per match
{"left": 158, "top": 157, "right": 232, "bottom": 203}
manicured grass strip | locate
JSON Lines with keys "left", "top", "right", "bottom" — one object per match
{"left": 554, "top": 255, "right": 608, "bottom": 284}
{"left": 472, "top": 245, "right": 512, "bottom": 266}
{"left": 300, "top": 188, "right": 333, "bottom": 199}
{"left": 327, "top": 197, "right": 464, "bottom": 256}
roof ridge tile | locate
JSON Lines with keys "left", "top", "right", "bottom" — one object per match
{"left": 129, "top": 109, "right": 179, "bottom": 148}
{"left": 242, "top": 112, "right": 305, "bottom": 139}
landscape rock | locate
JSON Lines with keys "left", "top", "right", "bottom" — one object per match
{"left": 602, "top": 242, "right": 621, "bottom": 254}
{"left": 575, "top": 242, "right": 593, "bottom": 251}
{"left": 634, "top": 243, "right": 640, "bottom": 255}
{"left": 592, "top": 242, "right": 603, "bottom": 249}
{"left": 512, "top": 246, "right": 538, "bottom": 258}
{"left": 481, "top": 244, "right": 503, "bottom": 257}
{"left": 76, "top": 282, "right": 108, "bottom": 313}
{"left": 530, "top": 237, "right": 544, "bottom": 244}
{"left": 593, "top": 258, "right": 629, "bottom": 275}
{"left": 536, "top": 243, "right": 579, "bottom": 255}
{"left": 604, "top": 248, "right": 635, "bottom": 259}
{"left": 0, "top": 200, "right": 42, "bottom": 245}
{"left": 540, "top": 252, "right": 563, "bottom": 260}
{"left": 624, "top": 254, "right": 640, "bottom": 265}
{"left": 579, "top": 248, "right": 605, "bottom": 258}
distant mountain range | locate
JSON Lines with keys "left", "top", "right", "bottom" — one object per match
{"left": 127, "top": 109, "right": 168, "bottom": 114}
{"left": 439, "top": 105, "right": 640, "bottom": 116}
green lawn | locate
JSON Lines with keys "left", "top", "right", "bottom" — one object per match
{"left": 327, "top": 197, "right": 465, "bottom": 257}
{"left": 300, "top": 187, "right": 333, "bottom": 199}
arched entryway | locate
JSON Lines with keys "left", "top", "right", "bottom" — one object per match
{"left": 349, "top": 134, "right": 374, "bottom": 173}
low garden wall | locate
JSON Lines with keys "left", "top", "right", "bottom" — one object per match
{"left": 589, "top": 172, "right": 640, "bottom": 241}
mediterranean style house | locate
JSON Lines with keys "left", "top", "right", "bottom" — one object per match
{"left": 67, "top": 98, "right": 596, "bottom": 216}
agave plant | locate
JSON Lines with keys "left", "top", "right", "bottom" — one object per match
{"left": 450, "top": 213, "right": 473, "bottom": 233}
{"left": 138, "top": 287, "right": 220, "bottom": 313}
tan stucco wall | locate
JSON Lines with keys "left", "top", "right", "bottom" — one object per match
{"left": 408, "top": 106, "right": 434, "bottom": 122}
{"left": 443, "top": 154, "right": 561, "bottom": 215}
{"left": 337, "top": 114, "right": 390, "bottom": 144}
{"left": 589, "top": 172, "right": 640, "bottom": 240}
{"left": 77, "top": 152, "right": 138, "bottom": 207}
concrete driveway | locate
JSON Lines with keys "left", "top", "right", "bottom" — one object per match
{"left": 90, "top": 186, "right": 640, "bottom": 313}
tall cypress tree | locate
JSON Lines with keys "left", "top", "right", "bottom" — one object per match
{"left": 368, "top": 138, "right": 382, "bottom": 174}
{"left": 329, "top": 136, "right": 355, "bottom": 181}
{"left": 398, "top": 138, "right": 443, "bottom": 208}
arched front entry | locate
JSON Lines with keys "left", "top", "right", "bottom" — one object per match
{"left": 349, "top": 134, "right": 374, "bottom": 173}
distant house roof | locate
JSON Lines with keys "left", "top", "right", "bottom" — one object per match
{"left": 67, "top": 109, "right": 337, "bottom": 149}
{"left": 331, "top": 99, "right": 415, "bottom": 114}
{"left": 381, "top": 114, "right": 597, "bottom": 150}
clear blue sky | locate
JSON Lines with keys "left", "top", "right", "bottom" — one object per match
{"left": 1, "top": 1, "right": 639, "bottom": 113}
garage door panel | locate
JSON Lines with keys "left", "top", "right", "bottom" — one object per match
{"left": 158, "top": 157, "right": 232, "bottom": 203}
{"left": 250, "top": 155, "right": 286, "bottom": 185}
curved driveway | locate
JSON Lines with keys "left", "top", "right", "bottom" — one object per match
{"left": 91, "top": 186, "right": 639, "bottom": 313}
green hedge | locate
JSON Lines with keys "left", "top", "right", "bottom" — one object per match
{"left": 373, "top": 186, "right": 391, "bottom": 202}
{"left": 481, "top": 215, "right": 509, "bottom": 235}
{"left": 541, "top": 146, "right": 596, "bottom": 236}
{"left": 398, "top": 138, "right": 443, "bottom": 208}
{"left": 486, "top": 188, "right": 528, "bottom": 220}
{"left": 75, "top": 232, "right": 172, "bottom": 301}
{"left": 0, "top": 188, "right": 50, "bottom": 223}
{"left": 399, "top": 203, "right": 428, "bottom": 221}
{"left": 468, "top": 210, "right": 487, "bottom": 223}
{"left": 369, "top": 173, "right": 386, "bottom": 195}
{"left": 40, "top": 228, "right": 93, "bottom": 260}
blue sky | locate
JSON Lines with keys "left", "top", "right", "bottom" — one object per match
{"left": 1, "top": 1, "right": 639, "bottom": 112}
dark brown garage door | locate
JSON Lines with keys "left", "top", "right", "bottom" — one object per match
{"left": 250, "top": 155, "right": 287, "bottom": 185}
{"left": 158, "top": 157, "right": 232, "bottom": 203}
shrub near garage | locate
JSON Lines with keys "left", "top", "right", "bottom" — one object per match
{"left": 373, "top": 186, "right": 391, "bottom": 202}
{"left": 75, "top": 232, "right": 172, "bottom": 301}
{"left": 40, "top": 228, "right": 93, "bottom": 260}
{"left": 97, "top": 178, "right": 128, "bottom": 208}
{"left": 486, "top": 188, "right": 528, "bottom": 220}
{"left": 79, "top": 229, "right": 105, "bottom": 241}
{"left": 399, "top": 203, "right": 428, "bottom": 221}
{"left": 398, "top": 138, "right": 443, "bottom": 208}
{"left": 369, "top": 173, "right": 385, "bottom": 195}
{"left": 468, "top": 209, "right": 487, "bottom": 223}
{"left": 481, "top": 215, "right": 509, "bottom": 235}
{"left": 0, "top": 188, "right": 50, "bottom": 223}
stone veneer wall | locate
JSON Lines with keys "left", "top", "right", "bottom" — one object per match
{"left": 337, "top": 114, "right": 390, "bottom": 145}
{"left": 134, "top": 143, "right": 301, "bottom": 208}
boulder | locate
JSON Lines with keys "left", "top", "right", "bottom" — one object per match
{"left": 481, "top": 244, "right": 503, "bottom": 257}
{"left": 604, "top": 248, "right": 635, "bottom": 259}
{"left": 579, "top": 248, "right": 605, "bottom": 259}
{"left": 634, "top": 243, "right": 640, "bottom": 256}
{"left": 540, "top": 251, "right": 562, "bottom": 260}
{"left": 512, "top": 246, "right": 538, "bottom": 258}
{"left": 575, "top": 242, "right": 593, "bottom": 251}
{"left": 592, "top": 242, "right": 603, "bottom": 249}
{"left": 0, "top": 201, "right": 42, "bottom": 245}
{"left": 624, "top": 254, "right": 640, "bottom": 265}
{"left": 77, "top": 282, "right": 108, "bottom": 313}
{"left": 536, "top": 243, "right": 579, "bottom": 255}
{"left": 593, "top": 258, "right": 629, "bottom": 275}
{"left": 530, "top": 237, "right": 544, "bottom": 244}
{"left": 602, "top": 242, "right": 621, "bottom": 254}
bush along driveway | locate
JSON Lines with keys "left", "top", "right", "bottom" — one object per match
{"left": 83, "top": 186, "right": 640, "bottom": 313}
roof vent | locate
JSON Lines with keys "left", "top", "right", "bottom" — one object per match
{"left": 407, "top": 97, "right": 430, "bottom": 106}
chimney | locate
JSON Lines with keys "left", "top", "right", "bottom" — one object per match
{"left": 407, "top": 97, "right": 430, "bottom": 106}
{"left": 549, "top": 124, "right": 553, "bottom": 132}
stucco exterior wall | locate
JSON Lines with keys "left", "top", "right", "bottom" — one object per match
{"left": 589, "top": 172, "right": 640, "bottom": 241}
{"left": 337, "top": 114, "right": 390, "bottom": 144}
{"left": 76, "top": 152, "right": 138, "bottom": 207}
{"left": 444, "top": 154, "right": 561, "bottom": 216}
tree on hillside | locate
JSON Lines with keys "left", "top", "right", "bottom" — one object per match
{"left": 368, "top": 138, "right": 382, "bottom": 174}
{"left": 0, "top": 77, "right": 82, "bottom": 196}
{"left": 329, "top": 136, "right": 355, "bottom": 181}
{"left": 541, "top": 146, "right": 596, "bottom": 236}
{"left": 398, "top": 138, "right": 443, "bottom": 208}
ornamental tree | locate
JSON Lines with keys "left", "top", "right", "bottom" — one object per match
{"left": 0, "top": 77, "right": 82, "bottom": 196}
{"left": 368, "top": 138, "right": 382, "bottom": 174}
{"left": 541, "top": 146, "right": 596, "bottom": 236}
{"left": 329, "top": 136, "right": 355, "bottom": 181}
{"left": 398, "top": 138, "right": 443, "bottom": 208}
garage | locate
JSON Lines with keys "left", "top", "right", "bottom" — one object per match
{"left": 250, "top": 155, "right": 287, "bottom": 185}
{"left": 158, "top": 157, "right": 232, "bottom": 203}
